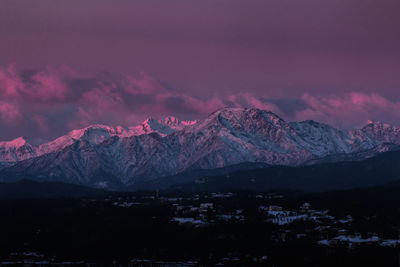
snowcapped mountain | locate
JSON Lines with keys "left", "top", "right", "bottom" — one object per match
{"left": 0, "top": 137, "right": 37, "bottom": 163}
{"left": 356, "top": 120, "right": 400, "bottom": 144}
{"left": 129, "top": 116, "right": 197, "bottom": 137}
{"left": 0, "top": 117, "right": 198, "bottom": 164}
{"left": 0, "top": 107, "right": 399, "bottom": 188}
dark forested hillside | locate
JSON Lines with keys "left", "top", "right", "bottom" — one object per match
{"left": 0, "top": 180, "right": 107, "bottom": 199}
{"left": 165, "top": 150, "right": 400, "bottom": 192}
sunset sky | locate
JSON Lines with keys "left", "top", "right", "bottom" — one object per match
{"left": 1, "top": 0, "right": 400, "bottom": 140}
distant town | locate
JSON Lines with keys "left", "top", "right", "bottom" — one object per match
{"left": 2, "top": 188, "right": 400, "bottom": 266}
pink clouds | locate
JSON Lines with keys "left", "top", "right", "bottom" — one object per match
{"left": 28, "top": 69, "right": 68, "bottom": 101}
{"left": 0, "top": 66, "right": 69, "bottom": 102}
{"left": 123, "top": 72, "right": 168, "bottom": 95}
{"left": 296, "top": 93, "right": 400, "bottom": 129}
{"left": 0, "top": 65, "right": 24, "bottom": 97}
{"left": 81, "top": 86, "right": 124, "bottom": 116}
{"left": 226, "top": 93, "right": 280, "bottom": 112}
{"left": 0, "top": 102, "right": 21, "bottom": 122}
{"left": 0, "top": 64, "right": 399, "bottom": 140}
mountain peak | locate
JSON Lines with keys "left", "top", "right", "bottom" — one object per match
{"left": 142, "top": 117, "right": 157, "bottom": 124}
{"left": 141, "top": 117, "right": 159, "bottom": 131}
{"left": 360, "top": 120, "right": 400, "bottom": 143}
{"left": 208, "top": 107, "right": 276, "bottom": 118}
{"left": 184, "top": 107, "right": 289, "bottom": 137}
{"left": 364, "top": 120, "right": 393, "bottom": 129}
{"left": 161, "top": 116, "right": 197, "bottom": 127}
{"left": 162, "top": 116, "right": 178, "bottom": 124}
{"left": 67, "top": 124, "right": 120, "bottom": 140}
{"left": 214, "top": 107, "right": 282, "bottom": 119}
{"left": 0, "top": 137, "right": 28, "bottom": 149}
{"left": 2, "top": 107, "right": 400, "bottom": 186}
{"left": 211, "top": 107, "right": 256, "bottom": 116}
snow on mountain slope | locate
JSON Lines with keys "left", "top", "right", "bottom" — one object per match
{"left": 1, "top": 140, "right": 119, "bottom": 187}
{"left": 37, "top": 124, "right": 129, "bottom": 155}
{"left": 38, "top": 117, "right": 197, "bottom": 155}
{"left": 128, "top": 116, "right": 197, "bottom": 136}
{"left": 0, "top": 107, "right": 400, "bottom": 188}
{"left": 304, "top": 143, "right": 400, "bottom": 165}
{"left": 0, "top": 137, "right": 38, "bottom": 162}
{"left": 358, "top": 121, "right": 400, "bottom": 144}
{"left": 169, "top": 108, "right": 314, "bottom": 168}
{"left": 288, "top": 120, "right": 375, "bottom": 157}
{"left": 0, "top": 117, "right": 197, "bottom": 164}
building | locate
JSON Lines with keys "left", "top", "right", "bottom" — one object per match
{"left": 300, "top": 202, "right": 311, "bottom": 210}
{"left": 268, "top": 205, "right": 283, "bottom": 212}
{"left": 200, "top": 203, "right": 214, "bottom": 209}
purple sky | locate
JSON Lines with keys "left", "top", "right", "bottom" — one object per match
{"left": 1, "top": 0, "right": 400, "bottom": 140}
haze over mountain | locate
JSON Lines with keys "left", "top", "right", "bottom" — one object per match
{"left": 0, "top": 107, "right": 399, "bottom": 189}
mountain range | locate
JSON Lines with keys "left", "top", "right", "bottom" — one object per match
{"left": 0, "top": 107, "right": 399, "bottom": 189}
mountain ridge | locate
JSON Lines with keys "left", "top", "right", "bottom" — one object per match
{"left": 0, "top": 107, "right": 399, "bottom": 189}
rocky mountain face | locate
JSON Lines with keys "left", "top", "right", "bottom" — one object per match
{"left": 0, "top": 108, "right": 399, "bottom": 189}
{"left": 0, "top": 117, "right": 197, "bottom": 163}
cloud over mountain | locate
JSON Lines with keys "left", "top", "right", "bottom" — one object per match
{"left": 0, "top": 65, "right": 400, "bottom": 140}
